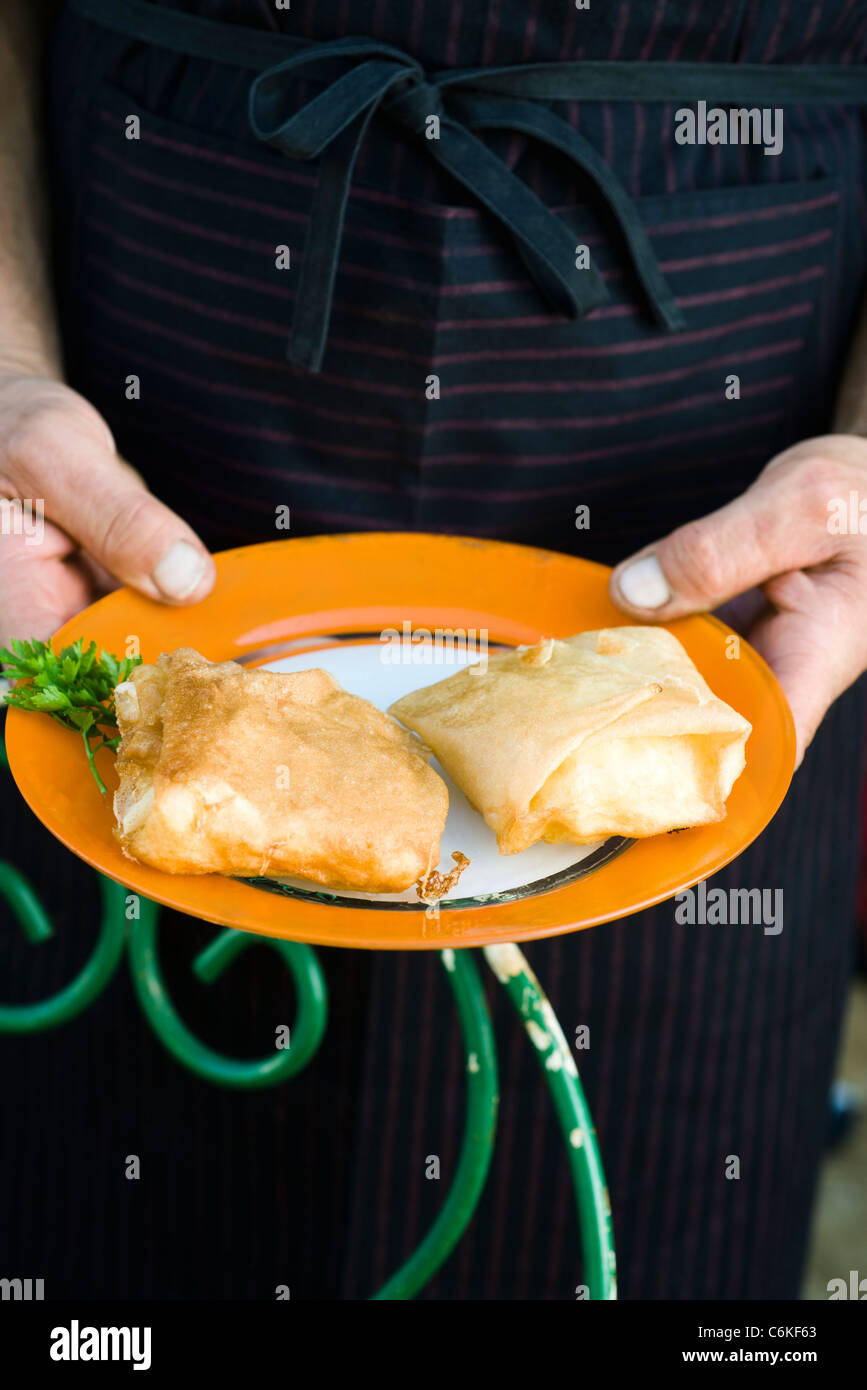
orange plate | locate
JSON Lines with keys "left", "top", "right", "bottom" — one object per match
{"left": 4, "top": 534, "right": 795, "bottom": 949}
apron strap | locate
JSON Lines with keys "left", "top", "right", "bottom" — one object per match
{"left": 451, "top": 92, "right": 686, "bottom": 333}
{"left": 250, "top": 41, "right": 612, "bottom": 371}
{"left": 69, "top": 0, "right": 867, "bottom": 374}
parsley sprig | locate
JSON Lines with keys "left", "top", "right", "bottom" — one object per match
{"left": 1, "top": 638, "right": 142, "bottom": 795}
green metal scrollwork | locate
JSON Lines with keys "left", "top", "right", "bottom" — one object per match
{"left": 371, "top": 947, "right": 499, "bottom": 1300}
{"left": 2, "top": 734, "right": 615, "bottom": 1296}
{"left": 0, "top": 868, "right": 127, "bottom": 1033}
{"left": 127, "top": 907, "right": 328, "bottom": 1088}
{"left": 484, "top": 943, "right": 617, "bottom": 1300}
{"left": 0, "top": 735, "right": 120, "bottom": 1028}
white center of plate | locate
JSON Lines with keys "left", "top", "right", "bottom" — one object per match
{"left": 260, "top": 641, "right": 612, "bottom": 906}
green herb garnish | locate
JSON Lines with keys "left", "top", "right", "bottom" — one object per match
{"left": 1, "top": 637, "right": 142, "bottom": 795}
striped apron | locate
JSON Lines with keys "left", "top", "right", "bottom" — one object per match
{"left": 3, "top": 0, "right": 862, "bottom": 1297}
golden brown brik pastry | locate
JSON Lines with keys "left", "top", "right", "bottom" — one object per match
{"left": 113, "top": 647, "right": 448, "bottom": 891}
{"left": 389, "top": 627, "right": 751, "bottom": 852}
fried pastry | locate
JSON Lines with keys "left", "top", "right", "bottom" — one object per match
{"left": 113, "top": 647, "right": 448, "bottom": 891}
{"left": 389, "top": 627, "right": 751, "bottom": 852}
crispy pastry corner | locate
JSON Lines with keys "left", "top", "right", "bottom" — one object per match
{"left": 113, "top": 647, "right": 448, "bottom": 892}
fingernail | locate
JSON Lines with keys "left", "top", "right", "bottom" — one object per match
{"left": 151, "top": 540, "right": 207, "bottom": 600}
{"left": 617, "top": 554, "right": 671, "bottom": 610}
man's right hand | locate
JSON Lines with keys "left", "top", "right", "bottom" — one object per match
{"left": 0, "top": 371, "right": 215, "bottom": 651}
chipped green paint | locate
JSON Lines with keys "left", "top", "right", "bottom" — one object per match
{"left": 2, "top": 742, "right": 613, "bottom": 1297}
{"left": 483, "top": 942, "right": 617, "bottom": 1301}
{"left": 371, "top": 949, "right": 498, "bottom": 1299}
{"left": 526, "top": 1019, "right": 551, "bottom": 1050}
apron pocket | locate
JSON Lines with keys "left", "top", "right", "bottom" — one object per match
{"left": 427, "top": 172, "right": 843, "bottom": 553}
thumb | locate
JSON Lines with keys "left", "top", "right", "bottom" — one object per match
{"left": 65, "top": 456, "right": 215, "bottom": 603}
{"left": 608, "top": 467, "right": 834, "bottom": 621}
{"left": 26, "top": 426, "right": 215, "bottom": 603}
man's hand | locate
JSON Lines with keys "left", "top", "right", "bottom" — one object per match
{"left": 610, "top": 435, "right": 867, "bottom": 766}
{"left": 0, "top": 371, "right": 215, "bottom": 650}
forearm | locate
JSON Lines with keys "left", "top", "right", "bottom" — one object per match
{"left": 0, "top": 0, "right": 61, "bottom": 378}
{"left": 834, "top": 293, "right": 867, "bottom": 436}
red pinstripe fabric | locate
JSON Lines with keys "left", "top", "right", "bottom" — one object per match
{"left": 19, "top": 0, "right": 865, "bottom": 1301}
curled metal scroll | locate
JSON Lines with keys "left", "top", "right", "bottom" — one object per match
{"left": 1, "top": 739, "right": 614, "bottom": 1296}
{"left": 371, "top": 948, "right": 499, "bottom": 1299}
{"left": 0, "top": 851, "right": 127, "bottom": 1033}
{"left": 484, "top": 943, "right": 617, "bottom": 1300}
{"left": 127, "top": 903, "right": 328, "bottom": 1088}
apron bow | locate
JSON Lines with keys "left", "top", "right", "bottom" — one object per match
{"left": 70, "top": 0, "right": 867, "bottom": 375}
{"left": 249, "top": 36, "right": 685, "bottom": 372}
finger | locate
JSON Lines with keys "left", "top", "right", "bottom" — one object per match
{"left": 747, "top": 568, "right": 867, "bottom": 767}
{"left": 746, "top": 606, "right": 834, "bottom": 767}
{"left": 11, "top": 419, "right": 215, "bottom": 603}
{"left": 0, "top": 529, "right": 94, "bottom": 651}
{"left": 711, "top": 586, "right": 770, "bottom": 635}
{"left": 1, "top": 597, "right": 71, "bottom": 653}
{"left": 608, "top": 460, "right": 837, "bottom": 620}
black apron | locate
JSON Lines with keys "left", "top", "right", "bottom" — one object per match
{"left": 1, "top": 0, "right": 864, "bottom": 1298}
